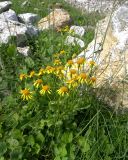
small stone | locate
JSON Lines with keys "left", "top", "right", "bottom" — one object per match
{"left": 17, "top": 46, "right": 31, "bottom": 56}
{"left": 65, "top": 35, "right": 85, "bottom": 48}
{"left": 70, "top": 25, "right": 85, "bottom": 37}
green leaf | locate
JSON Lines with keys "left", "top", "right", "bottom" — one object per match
{"left": 10, "top": 149, "right": 22, "bottom": 160}
{"left": 104, "top": 156, "right": 112, "bottom": 160}
{"left": 54, "top": 156, "right": 61, "bottom": 160}
{"left": 78, "top": 137, "right": 90, "bottom": 153}
{"left": 7, "top": 44, "right": 17, "bottom": 57}
{"left": 59, "top": 145, "right": 67, "bottom": 157}
{"left": 27, "top": 135, "right": 35, "bottom": 147}
{"left": 7, "top": 138, "right": 19, "bottom": 149}
{"left": 36, "top": 132, "right": 45, "bottom": 144}
{"left": 104, "top": 143, "right": 115, "bottom": 155}
{"left": 25, "top": 57, "right": 35, "bottom": 68}
{"left": 61, "top": 132, "right": 73, "bottom": 143}
{"left": 0, "top": 142, "right": 7, "bottom": 156}
{"left": 33, "top": 143, "right": 40, "bottom": 154}
{"left": 0, "top": 157, "right": 5, "bottom": 160}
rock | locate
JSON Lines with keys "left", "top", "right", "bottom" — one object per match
{"left": 0, "top": 20, "right": 39, "bottom": 46}
{"left": 17, "top": 46, "right": 31, "bottom": 56}
{"left": 18, "top": 13, "right": 39, "bottom": 24}
{"left": 76, "top": 4, "right": 128, "bottom": 108}
{"left": 65, "top": 35, "right": 85, "bottom": 48}
{"left": 38, "top": 8, "right": 71, "bottom": 30}
{"left": 0, "top": 1, "right": 12, "bottom": 13}
{"left": 0, "top": 9, "right": 18, "bottom": 21}
{"left": 65, "top": 0, "right": 125, "bottom": 13}
{"left": 70, "top": 25, "right": 85, "bottom": 37}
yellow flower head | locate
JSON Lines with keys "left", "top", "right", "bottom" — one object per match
{"left": 78, "top": 73, "right": 87, "bottom": 83}
{"left": 90, "top": 77, "right": 96, "bottom": 83}
{"left": 63, "top": 25, "right": 69, "bottom": 32}
{"left": 66, "top": 78, "right": 78, "bottom": 88}
{"left": 57, "top": 86, "right": 69, "bottom": 96}
{"left": 20, "top": 88, "right": 33, "bottom": 101}
{"left": 38, "top": 68, "right": 45, "bottom": 76}
{"left": 89, "top": 60, "right": 96, "bottom": 67}
{"left": 40, "top": 85, "right": 51, "bottom": 95}
{"left": 45, "top": 66, "right": 55, "bottom": 74}
{"left": 76, "top": 57, "right": 86, "bottom": 65}
{"left": 34, "top": 79, "right": 43, "bottom": 88}
{"left": 53, "top": 59, "right": 62, "bottom": 66}
{"left": 60, "top": 50, "right": 65, "bottom": 55}
{"left": 69, "top": 69, "right": 77, "bottom": 75}
{"left": 55, "top": 66, "right": 64, "bottom": 74}
{"left": 67, "top": 60, "right": 74, "bottom": 66}
{"left": 19, "top": 73, "right": 27, "bottom": 81}
{"left": 53, "top": 53, "right": 59, "bottom": 58}
{"left": 29, "top": 70, "right": 35, "bottom": 78}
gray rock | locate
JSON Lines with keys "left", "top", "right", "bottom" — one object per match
{"left": 65, "top": 35, "right": 85, "bottom": 48}
{"left": 0, "top": 9, "right": 18, "bottom": 21}
{"left": 18, "top": 13, "right": 39, "bottom": 24}
{"left": 70, "top": 25, "right": 85, "bottom": 37}
{"left": 65, "top": 0, "right": 125, "bottom": 14}
{"left": 0, "top": 20, "right": 39, "bottom": 46}
{"left": 17, "top": 46, "right": 31, "bottom": 56}
{"left": 112, "top": 5, "right": 128, "bottom": 50}
{"left": 0, "top": 1, "right": 12, "bottom": 13}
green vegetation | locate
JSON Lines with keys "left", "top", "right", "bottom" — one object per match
{"left": 0, "top": 0, "right": 128, "bottom": 160}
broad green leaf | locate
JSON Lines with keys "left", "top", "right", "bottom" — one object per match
{"left": 7, "top": 44, "right": 17, "bottom": 57}
{"left": 27, "top": 135, "right": 35, "bottom": 147}
{"left": 0, "top": 142, "right": 7, "bottom": 156}
{"left": 36, "top": 132, "right": 45, "bottom": 144}
{"left": 61, "top": 132, "right": 73, "bottom": 143}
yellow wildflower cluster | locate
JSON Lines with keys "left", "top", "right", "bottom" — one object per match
{"left": 19, "top": 57, "right": 96, "bottom": 101}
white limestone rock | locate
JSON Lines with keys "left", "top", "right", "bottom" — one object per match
{"left": 0, "top": 9, "right": 18, "bottom": 21}
{"left": 0, "top": 20, "right": 39, "bottom": 46}
{"left": 65, "top": 35, "right": 85, "bottom": 48}
{"left": 70, "top": 25, "right": 85, "bottom": 37}
{"left": 17, "top": 46, "right": 31, "bottom": 56}
{"left": 18, "top": 13, "right": 39, "bottom": 24}
{"left": 0, "top": 1, "right": 12, "bottom": 13}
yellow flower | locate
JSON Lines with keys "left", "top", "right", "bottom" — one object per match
{"left": 40, "top": 85, "right": 51, "bottom": 95}
{"left": 38, "top": 68, "right": 45, "bottom": 76}
{"left": 57, "top": 86, "right": 69, "bottom": 96}
{"left": 78, "top": 73, "right": 87, "bottom": 83}
{"left": 63, "top": 25, "right": 69, "bottom": 32}
{"left": 60, "top": 50, "right": 65, "bottom": 55}
{"left": 45, "top": 66, "right": 55, "bottom": 74}
{"left": 29, "top": 70, "right": 35, "bottom": 78}
{"left": 54, "top": 59, "right": 62, "bottom": 66}
{"left": 76, "top": 57, "right": 86, "bottom": 65}
{"left": 53, "top": 53, "right": 59, "bottom": 58}
{"left": 90, "top": 77, "right": 96, "bottom": 83}
{"left": 20, "top": 88, "right": 33, "bottom": 101}
{"left": 69, "top": 69, "right": 77, "bottom": 75}
{"left": 19, "top": 73, "right": 27, "bottom": 81}
{"left": 34, "top": 79, "right": 43, "bottom": 88}
{"left": 66, "top": 78, "right": 78, "bottom": 88}
{"left": 67, "top": 60, "right": 74, "bottom": 67}
{"left": 89, "top": 60, "right": 96, "bottom": 67}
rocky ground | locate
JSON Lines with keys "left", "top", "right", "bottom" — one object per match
{"left": 65, "top": 0, "right": 127, "bottom": 13}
